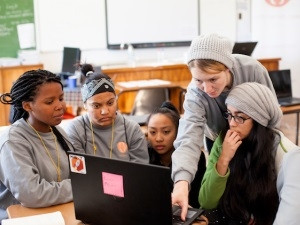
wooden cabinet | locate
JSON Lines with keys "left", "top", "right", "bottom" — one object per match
{"left": 0, "top": 64, "right": 43, "bottom": 126}
{"left": 258, "top": 58, "right": 281, "bottom": 71}
{"left": 102, "top": 58, "right": 281, "bottom": 113}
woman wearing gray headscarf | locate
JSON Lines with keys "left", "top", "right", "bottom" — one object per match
{"left": 199, "top": 82, "right": 300, "bottom": 225}
{"left": 63, "top": 64, "right": 149, "bottom": 163}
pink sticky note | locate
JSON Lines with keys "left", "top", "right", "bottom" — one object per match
{"left": 102, "top": 172, "right": 124, "bottom": 198}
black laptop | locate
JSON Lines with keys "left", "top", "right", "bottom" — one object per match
{"left": 232, "top": 42, "right": 258, "bottom": 56}
{"left": 68, "top": 152, "right": 203, "bottom": 225}
{"left": 269, "top": 69, "right": 300, "bottom": 106}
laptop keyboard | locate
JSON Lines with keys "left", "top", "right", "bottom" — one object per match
{"left": 172, "top": 205, "right": 203, "bottom": 225}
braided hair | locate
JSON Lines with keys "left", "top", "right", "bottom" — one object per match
{"left": 0, "top": 69, "right": 71, "bottom": 152}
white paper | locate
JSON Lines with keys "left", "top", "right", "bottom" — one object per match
{"left": 117, "top": 79, "right": 171, "bottom": 88}
{"left": 2, "top": 211, "right": 65, "bottom": 225}
{"left": 17, "top": 23, "right": 36, "bottom": 49}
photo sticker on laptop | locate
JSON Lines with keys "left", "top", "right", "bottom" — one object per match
{"left": 69, "top": 154, "right": 86, "bottom": 174}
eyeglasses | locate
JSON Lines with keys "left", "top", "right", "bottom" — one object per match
{"left": 223, "top": 112, "right": 251, "bottom": 124}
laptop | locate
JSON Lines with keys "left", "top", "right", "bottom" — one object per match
{"left": 68, "top": 152, "right": 203, "bottom": 225}
{"left": 269, "top": 69, "right": 300, "bottom": 106}
{"left": 232, "top": 42, "right": 258, "bottom": 56}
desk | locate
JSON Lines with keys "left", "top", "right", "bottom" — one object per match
{"left": 7, "top": 202, "right": 204, "bottom": 225}
{"left": 281, "top": 104, "right": 300, "bottom": 145}
{"left": 7, "top": 202, "right": 83, "bottom": 225}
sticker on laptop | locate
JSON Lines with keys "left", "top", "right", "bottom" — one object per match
{"left": 69, "top": 154, "right": 86, "bottom": 174}
{"left": 102, "top": 172, "right": 124, "bottom": 198}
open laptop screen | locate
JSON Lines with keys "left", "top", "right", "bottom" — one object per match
{"left": 268, "top": 69, "right": 292, "bottom": 99}
{"left": 232, "top": 42, "right": 258, "bottom": 56}
{"left": 68, "top": 152, "right": 202, "bottom": 225}
{"left": 61, "top": 47, "right": 81, "bottom": 74}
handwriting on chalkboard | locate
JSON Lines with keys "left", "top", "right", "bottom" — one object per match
{"left": 0, "top": 0, "right": 34, "bottom": 57}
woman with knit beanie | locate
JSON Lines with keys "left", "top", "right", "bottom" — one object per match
{"left": 198, "top": 82, "right": 300, "bottom": 225}
{"left": 171, "top": 33, "right": 277, "bottom": 220}
{"left": 63, "top": 63, "right": 149, "bottom": 163}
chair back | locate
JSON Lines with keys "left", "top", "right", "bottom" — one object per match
{"left": 130, "top": 88, "right": 169, "bottom": 116}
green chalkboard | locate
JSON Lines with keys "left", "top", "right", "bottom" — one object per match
{"left": 0, "top": 0, "right": 34, "bottom": 58}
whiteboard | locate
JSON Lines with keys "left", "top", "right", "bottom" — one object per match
{"left": 105, "top": 0, "right": 199, "bottom": 49}
{"left": 35, "top": 0, "right": 106, "bottom": 52}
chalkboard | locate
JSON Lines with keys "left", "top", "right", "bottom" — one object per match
{"left": 0, "top": 0, "right": 34, "bottom": 57}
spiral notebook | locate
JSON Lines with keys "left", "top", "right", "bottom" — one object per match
{"left": 68, "top": 152, "right": 203, "bottom": 225}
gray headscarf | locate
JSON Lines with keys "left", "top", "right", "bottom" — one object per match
{"left": 225, "top": 82, "right": 282, "bottom": 128}
{"left": 81, "top": 74, "right": 115, "bottom": 103}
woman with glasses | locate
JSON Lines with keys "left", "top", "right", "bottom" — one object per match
{"left": 199, "top": 82, "right": 300, "bottom": 225}
{"left": 63, "top": 63, "right": 149, "bottom": 163}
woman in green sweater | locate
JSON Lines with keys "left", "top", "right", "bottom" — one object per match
{"left": 199, "top": 82, "right": 297, "bottom": 225}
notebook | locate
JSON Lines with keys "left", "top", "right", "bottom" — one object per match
{"left": 68, "top": 152, "right": 203, "bottom": 225}
{"left": 232, "top": 42, "right": 258, "bottom": 56}
{"left": 269, "top": 69, "right": 300, "bottom": 107}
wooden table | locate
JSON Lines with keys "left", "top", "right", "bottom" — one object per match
{"left": 7, "top": 202, "right": 204, "bottom": 225}
{"left": 7, "top": 202, "right": 83, "bottom": 225}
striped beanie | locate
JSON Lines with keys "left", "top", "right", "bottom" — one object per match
{"left": 225, "top": 82, "right": 282, "bottom": 128}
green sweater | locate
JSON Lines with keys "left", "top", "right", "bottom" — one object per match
{"left": 199, "top": 130, "right": 295, "bottom": 210}
{"left": 199, "top": 135, "right": 229, "bottom": 209}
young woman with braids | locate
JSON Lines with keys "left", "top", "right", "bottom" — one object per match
{"left": 0, "top": 69, "right": 73, "bottom": 221}
{"left": 63, "top": 63, "right": 149, "bottom": 163}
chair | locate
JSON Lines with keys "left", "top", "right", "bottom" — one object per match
{"left": 130, "top": 88, "right": 169, "bottom": 116}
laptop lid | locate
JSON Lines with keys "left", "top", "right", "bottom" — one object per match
{"left": 268, "top": 69, "right": 292, "bottom": 99}
{"left": 232, "top": 42, "right": 258, "bottom": 56}
{"left": 61, "top": 47, "right": 81, "bottom": 74}
{"left": 68, "top": 152, "right": 174, "bottom": 225}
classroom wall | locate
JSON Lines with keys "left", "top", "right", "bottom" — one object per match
{"left": 34, "top": 0, "right": 239, "bottom": 72}
{"left": 251, "top": 0, "right": 300, "bottom": 97}
{"left": 32, "top": 0, "right": 300, "bottom": 97}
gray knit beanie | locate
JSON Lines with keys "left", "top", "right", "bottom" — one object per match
{"left": 186, "top": 33, "right": 234, "bottom": 69}
{"left": 225, "top": 82, "right": 282, "bottom": 128}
